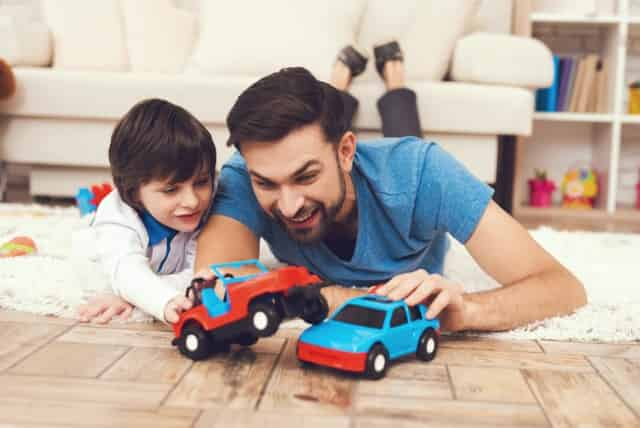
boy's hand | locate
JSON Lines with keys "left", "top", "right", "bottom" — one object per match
{"left": 77, "top": 294, "right": 134, "bottom": 324}
{"left": 164, "top": 295, "right": 193, "bottom": 324}
{"left": 194, "top": 267, "right": 215, "bottom": 280}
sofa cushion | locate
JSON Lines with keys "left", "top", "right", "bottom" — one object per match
{"left": 0, "top": 17, "right": 51, "bottom": 66}
{"left": 187, "top": 0, "right": 366, "bottom": 81}
{"left": 41, "top": 0, "right": 128, "bottom": 71}
{"left": 1, "top": 68, "right": 533, "bottom": 136}
{"left": 356, "top": 0, "right": 480, "bottom": 82}
{"left": 451, "top": 33, "right": 554, "bottom": 89}
{"left": 121, "top": 0, "right": 197, "bottom": 74}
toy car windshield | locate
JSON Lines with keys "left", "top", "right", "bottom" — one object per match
{"left": 332, "top": 304, "right": 386, "bottom": 329}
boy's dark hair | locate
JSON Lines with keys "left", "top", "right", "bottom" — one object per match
{"left": 109, "top": 98, "right": 216, "bottom": 209}
{"left": 226, "top": 67, "right": 348, "bottom": 150}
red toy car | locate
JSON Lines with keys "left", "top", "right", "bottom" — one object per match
{"left": 172, "top": 259, "right": 329, "bottom": 360}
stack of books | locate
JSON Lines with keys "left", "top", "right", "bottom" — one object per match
{"left": 536, "top": 54, "right": 608, "bottom": 113}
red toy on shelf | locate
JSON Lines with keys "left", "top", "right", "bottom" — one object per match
{"left": 528, "top": 169, "right": 556, "bottom": 207}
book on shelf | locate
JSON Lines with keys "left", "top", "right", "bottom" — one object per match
{"left": 536, "top": 53, "right": 607, "bottom": 114}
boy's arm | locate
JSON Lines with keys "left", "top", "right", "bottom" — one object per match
{"left": 95, "top": 224, "right": 185, "bottom": 322}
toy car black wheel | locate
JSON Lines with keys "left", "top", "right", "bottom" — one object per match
{"left": 416, "top": 328, "right": 438, "bottom": 361}
{"left": 179, "top": 322, "right": 214, "bottom": 361}
{"left": 365, "top": 343, "right": 389, "bottom": 380}
{"left": 248, "top": 301, "right": 281, "bottom": 337}
{"left": 236, "top": 333, "right": 258, "bottom": 347}
{"left": 301, "top": 294, "right": 329, "bottom": 324}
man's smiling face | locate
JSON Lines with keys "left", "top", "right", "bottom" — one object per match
{"left": 241, "top": 122, "right": 355, "bottom": 244}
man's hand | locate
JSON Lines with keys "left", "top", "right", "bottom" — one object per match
{"left": 375, "top": 269, "right": 468, "bottom": 332}
{"left": 164, "top": 295, "right": 194, "bottom": 324}
{"left": 77, "top": 294, "right": 134, "bottom": 324}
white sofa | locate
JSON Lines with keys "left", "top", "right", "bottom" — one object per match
{"left": 0, "top": 0, "right": 552, "bottom": 211}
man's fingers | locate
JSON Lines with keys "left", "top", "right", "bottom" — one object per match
{"left": 425, "top": 290, "right": 451, "bottom": 320}
{"left": 405, "top": 281, "right": 437, "bottom": 306}
{"left": 386, "top": 278, "right": 422, "bottom": 301}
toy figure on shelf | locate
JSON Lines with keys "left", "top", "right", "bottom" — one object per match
{"left": 75, "top": 183, "right": 113, "bottom": 215}
{"left": 528, "top": 169, "right": 556, "bottom": 207}
{"left": 636, "top": 169, "right": 640, "bottom": 209}
{"left": 561, "top": 166, "right": 598, "bottom": 209}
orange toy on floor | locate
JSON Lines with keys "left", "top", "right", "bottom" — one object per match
{"left": 0, "top": 236, "right": 37, "bottom": 258}
{"left": 0, "top": 58, "right": 16, "bottom": 100}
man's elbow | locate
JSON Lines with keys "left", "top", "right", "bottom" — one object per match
{"left": 561, "top": 271, "right": 587, "bottom": 314}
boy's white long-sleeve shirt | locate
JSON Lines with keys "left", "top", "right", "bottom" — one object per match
{"left": 92, "top": 190, "right": 201, "bottom": 321}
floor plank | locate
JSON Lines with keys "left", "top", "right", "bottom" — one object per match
{"left": 0, "top": 374, "right": 172, "bottom": 409}
{"left": 589, "top": 357, "right": 640, "bottom": 417}
{"left": 523, "top": 369, "right": 639, "bottom": 427}
{"left": 195, "top": 409, "right": 350, "bottom": 428}
{"left": 0, "top": 322, "right": 69, "bottom": 371}
{"left": 539, "top": 340, "right": 640, "bottom": 359}
{"left": 354, "top": 396, "right": 548, "bottom": 427}
{"left": 0, "top": 401, "right": 198, "bottom": 427}
{"left": 441, "top": 335, "right": 543, "bottom": 353}
{"left": 448, "top": 366, "right": 536, "bottom": 404}
{"left": 58, "top": 325, "right": 174, "bottom": 348}
{"left": 358, "top": 364, "right": 452, "bottom": 399}
{"left": 100, "top": 347, "right": 192, "bottom": 384}
{"left": 0, "top": 311, "right": 77, "bottom": 325}
{"left": 9, "top": 341, "right": 128, "bottom": 378}
{"left": 436, "top": 347, "right": 593, "bottom": 372}
{"left": 165, "top": 346, "right": 280, "bottom": 409}
{"left": 258, "top": 339, "right": 356, "bottom": 415}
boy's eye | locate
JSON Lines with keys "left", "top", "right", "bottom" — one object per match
{"left": 162, "top": 186, "right": 177, "bottom": 194}
{"left": 195, "top": 177, "right": 210, "bottom": 187}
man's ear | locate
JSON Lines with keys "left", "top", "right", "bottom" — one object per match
{"left": 337, "top": 131, "right": 357, "bottom": 172}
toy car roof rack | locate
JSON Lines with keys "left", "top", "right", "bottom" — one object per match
{"left": 210, "top": 259, "right": 269, "bottom": 286}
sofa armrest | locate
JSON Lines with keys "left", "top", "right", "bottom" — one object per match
{"left": 451, "top": 33, "right": 553, "bottom": 89}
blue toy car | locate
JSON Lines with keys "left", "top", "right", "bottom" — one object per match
{"left": 296, "top": 294, "right": 440, "bottom": 379}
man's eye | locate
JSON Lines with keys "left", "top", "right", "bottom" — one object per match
{"left": 255, "top": 181, "right": 275, "bottom": 189}
{"left": 297, "top": 173, "right": 317, "bottom": 183}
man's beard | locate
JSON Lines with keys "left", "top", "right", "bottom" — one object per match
{"left": 272, "top": 168, "right": 347, "bottom": 244}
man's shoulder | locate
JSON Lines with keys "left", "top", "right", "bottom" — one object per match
{"left": 356, "top": 137, "right": 437, "bottom": 192}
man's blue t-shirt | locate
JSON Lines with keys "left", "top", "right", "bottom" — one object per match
{"left": 213, "top": 137, "right": 493, "bottom": 287}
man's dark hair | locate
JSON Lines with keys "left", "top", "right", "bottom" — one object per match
{"left": 226, "top": 67, "right": 349, "bottom": 149}
{"left": 109, "top": 98, "right": 216, "bottom": 209}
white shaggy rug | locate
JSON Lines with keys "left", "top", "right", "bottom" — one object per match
{"left": 0, "top": 202, "right": 638, "bottom": 342}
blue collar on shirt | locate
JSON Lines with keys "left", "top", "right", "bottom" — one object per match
{"left": 140, "top": 211, "right": 177, "bottom": 246}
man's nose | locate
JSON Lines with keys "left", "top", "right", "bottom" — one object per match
{"left": 277, "top": 187, "right": 304, "bottom": 218}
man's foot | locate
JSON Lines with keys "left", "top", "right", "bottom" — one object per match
{"left": 331, "top": 45, "right": 368, "bottom": 91}
{"left": 374, "top": 41, "right": 406, "bottom": 91}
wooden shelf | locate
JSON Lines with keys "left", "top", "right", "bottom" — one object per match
{"left": 621, "top": 114, "right": 640, "bottom": 124}
{"left": 530, "top": 13, "right": 621, "bottom": 24}
{"left": 533, "top": 112, "right": 614, "bottom": 123}
{"left": 515, "top": 205, "right": 609, "bottom": 220}
{"left": 613, "top": 206, "right": 640, "bottom": 221}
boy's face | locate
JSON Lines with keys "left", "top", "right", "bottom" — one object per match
{"left": 137, "top": 171, "right": 213, "bottom": 233}
{"left": 241, "top": 122, "right": 356, "bottom": 244}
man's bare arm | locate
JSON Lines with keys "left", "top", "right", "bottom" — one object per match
{"left": 195, "top": 215, "right": 260, "bottom": 273}
{"left": 463, "top": 200, "right": 587, "bottom": 331}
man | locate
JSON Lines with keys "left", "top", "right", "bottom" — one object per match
{"left": 196, "top": 67, "right": 586, "bottom": 332}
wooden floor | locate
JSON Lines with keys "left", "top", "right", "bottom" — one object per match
{"left": 0, "top": 310, "right": 638, "bottom": 427}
